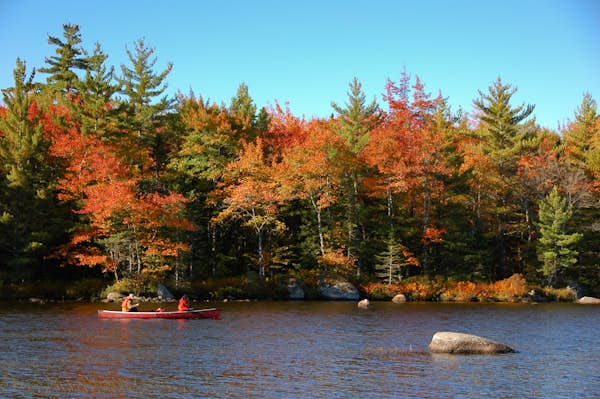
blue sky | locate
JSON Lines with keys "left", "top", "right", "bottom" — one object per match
{"left": 1, "top": 0, "right": 599, "bottom": 129}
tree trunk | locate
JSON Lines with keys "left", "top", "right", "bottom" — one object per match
{"left": 317, "top": 208, "right": 325, "bottom": 256}
{"left": 352, "top": 173, "right": 361, "bottom": 279}
{"left": 309, "top": 194, "right": 325, "bottom": 256}
{"left": 421, "top": 176, "right": 431, "bottom": 275}
{"left": 257, "top": 228, "right": 264, "bottom": 278}
{"left": 387, "top": 187, "right": 393, "bottom": 218}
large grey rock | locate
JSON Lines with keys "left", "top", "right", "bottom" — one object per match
{"left": 429, "top": 332, "right": 515, "bottom": 354}
{"left": 287, "top": 278, "right": 305, "bottom": 300}
{"left": 578, "top": 296, "right": 600, "bottom": 304}
{"left": 318, "top": 277, "right": 360, "bottom": 300}
{"left": 156, "top": 284, "right": 175, "bottom": 300}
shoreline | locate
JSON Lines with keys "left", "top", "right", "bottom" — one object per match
{"left": 0, "top": 296, "right": 588, "bottom": 305}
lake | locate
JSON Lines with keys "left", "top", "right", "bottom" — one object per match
{"left": 1, "top": 300, "right": 599, "bottom": 398}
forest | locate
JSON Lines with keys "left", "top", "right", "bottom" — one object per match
{"left": 1, "top": 24, "right": 599, "bottom": 299}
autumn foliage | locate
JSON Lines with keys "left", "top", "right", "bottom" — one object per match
{"left": 362, "top": 274, "right": 529, "bottom": 302}
{"left": 1, "top": 23, "right": 600, "bottom": 297}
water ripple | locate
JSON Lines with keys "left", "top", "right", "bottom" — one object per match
{"left": 1, "top": 301, "right": 599, "bottom": 398}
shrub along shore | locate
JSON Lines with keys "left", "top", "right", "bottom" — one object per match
{"left": 0, "top": 273, "right": 583, "bottom": 303}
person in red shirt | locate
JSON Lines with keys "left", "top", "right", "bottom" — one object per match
{"left": 178, "top": 295, "right": 191, "bottom": 311}
{"left": 121, "top": 294, "right": 139, "bottom": 312}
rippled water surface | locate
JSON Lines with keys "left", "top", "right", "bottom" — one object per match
{"left": 1, "top": 301, "right": 599, "bottom": 398}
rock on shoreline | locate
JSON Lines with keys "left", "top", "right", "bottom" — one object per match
{"left": 578, "top": 296, "right": 600, "bottom": 304}
{"left": 318, "top": 277, "right": 360, "bottom": 300}
{"left": 429, "top": 331, "right": 515, "bottom": 354}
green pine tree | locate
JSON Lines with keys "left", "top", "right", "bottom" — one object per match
{"left": 118, "top": 38, "right": 173, "bottom": 117}
{"left": 374, "top": 231, "right": 417, "bottom": 284}
{"left": 331, "top": 77, "right": 380, "bottom": 155}
{"left": 38, "top": 23, "right": 88, "bottom": 95}
{"left": 228, "top": 83, "right": 270, "bottom": 143}
{"left": 474, "top": 77, "right": 536, "bottom": 175}
{"left": 536, "top": 187, "right": 582, "bottom": 287}
{"left": 564, "top": 93, "right": 598, "bottom": 169}
{"left": 0, "top": 60, "right": 43, "bottom": 189}
{"left": 117, "top": 38, "right": 174, "bottom": 178}
{"left": 331, "top": 77, "right": 381, "bottom": 278}
{"left": 72, "top": 42, "right": 119, "bottom": 137}
{"left": 473, "top": 77, "right": 537, "bottom": 277}
{"left": 229, "top": 83, "right": 257, "bottom": 130}
{"left": 0, "top": 59, "right": 66, "bottom": 279}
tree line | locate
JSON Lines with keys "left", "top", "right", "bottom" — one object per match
{"left": 1, "top": 24, "right": 598, "bottom": 294}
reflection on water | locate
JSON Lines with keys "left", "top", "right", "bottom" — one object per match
{"left": 1, "top": 301, "right": 599, "bottom": 398}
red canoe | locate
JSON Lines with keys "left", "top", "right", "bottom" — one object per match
{"left": 97, "top": 308, "right": 220, "bottom": 320}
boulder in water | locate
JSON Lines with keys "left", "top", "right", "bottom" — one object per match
{"left": 357, "top": 299, "right": 370, "bottom": 309}
{"left": 429, "top": 331, "right": 515, "bottom": 354}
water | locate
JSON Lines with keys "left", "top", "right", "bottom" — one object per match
{"left": 1, "top": 301, "right": 599, "bottom": 398}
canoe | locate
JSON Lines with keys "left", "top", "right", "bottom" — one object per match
{"left": 97, "top": 308, "right": 220, "bottom": 320}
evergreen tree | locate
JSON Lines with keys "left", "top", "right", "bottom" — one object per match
{"left": 536, "top": 187, "right": 582, "bottom": 286}
{"left": 72, "top": 43, "right": 119, "bottom": 137}
{"left": 564, "top": 93, "right": 598, "bottom": 168}
{"left": 228, "top": 83, "right": 270, "bottom": 144}
{"left": 473, "top": 77, "right": 537, "bottom": 277}
{"left": 0, "top": 60, "right": 42, "bottom": 189}
{"left": 118, "top": 38, "right": 173, "bottom": 117}
{"left": 331, "top": 77, "right": 380, "bottom": 154}
{"left": 374, "top": 230, "right": 418, "bottom": 284}
{"left": 229, "top": 83, "right": 257, "bottom": 131}
{"left": 0, "top": 59, "right": 64, "bottom": 279}
{"left": 117, "top": 38, "right": 174, "bottom": 179}
{"left": 474, "top": 77, "right": 536, "bottom": 175}
{"left": 331, "top": 77, "right": 381, "bottom": 278}
{"left": 38, "top": 23, "right": 88, "bottom": 95}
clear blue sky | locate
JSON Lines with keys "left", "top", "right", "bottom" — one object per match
{"left": 1, "top": 0, "right": 599, "bottom": 129}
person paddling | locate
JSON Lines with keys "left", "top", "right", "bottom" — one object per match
{"left": 178, "top": 295, "right": 192, "bottom": 311}
{"left": 121, "top": 293, "right": 139, "bottom": 312}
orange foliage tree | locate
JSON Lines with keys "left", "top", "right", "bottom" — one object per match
{"left": 213, "top": 138, "right": 285, "bottom": 278}
{"left": 278, "top": 118, "right": 346, "bottom": 258}
{"left": 363, "top": 73, "right": 449, "bottom": 274}
{"left": 45, "top": 101, "right": 194, "bottom": 282}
